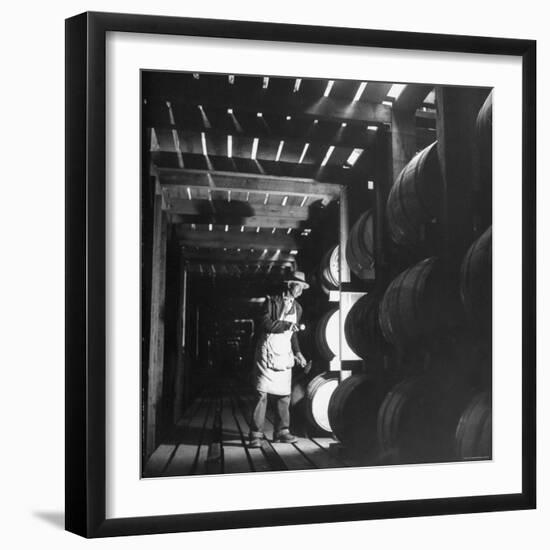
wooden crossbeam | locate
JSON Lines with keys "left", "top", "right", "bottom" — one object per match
{"left": 164, "top": 190, "right": 327, "bottom": 209}
{"left": 164, "top": 199, "right": 311, "bottom": 221}
{"left": 163, "top": 183, "right": 328, "bottom": 203}
{"left": 151, "top": 152, "right": 367, "bottom": 182}
{"left": 157, "top": 168, "right": 341, "bottom": 198}
{"left": 168, "top": 213, "right": 304, "bottom": 229}
{"left": 181, "top": 247, "right": 296, "bottom": 264}
{"left": 177, "top": 227, "right": 297, "bottom": 251}
{"left": 147, "top": 121, "right": 375, "bottom": 151}
{"left": 188, "top": 260, "right": 293, "bottom": 271}
{"left": 143, "top": 72, "right": 395, "bottom": 111}
{"left": 146, "top": 94, "right": 392, "bottom": 125}
{"left": 152, "top": 128, "right": 355, "bottom": 166}
{"left": 187, "top": 263, "right": 290, "bottom": 276}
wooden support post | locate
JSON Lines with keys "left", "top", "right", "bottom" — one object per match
{"left": 195, "top": 305, "right": 200, "bottom": 359}
{"left": 391, "top": 110, "right": 417, "bottom": 184}
{"left": 173, "top": 260, "right": 188, "bottom": 424}
{"left": 373, "top": 125, "right": 393, "bottom": 283}
{"left": 145, "top": 187, "right": 168, "bottom": 459}
{"left": 337, "top": 188, "right": 351, "bottom": 377}
{"left": 373, "top": 125, "right": 397, "bottom": 376}
{"left": 180, "top": 262, "right": 188, "bottom": 349}
{"left": 435, "top": 86, "right": 489, "bottom": 260}
{"left": 339, "top": 186, "right": 351, "bottom": 284}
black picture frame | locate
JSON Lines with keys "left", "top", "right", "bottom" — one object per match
{"left": 65, "top": 11, "right": 536, "bottom": 538}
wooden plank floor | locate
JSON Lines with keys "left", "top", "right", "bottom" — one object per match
{"left": 144, "top": 385, "right": 362, "bottom": 477}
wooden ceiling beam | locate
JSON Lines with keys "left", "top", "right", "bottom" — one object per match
{"left": 151, "top": 126, "right": 363, "bottom": 165}
{"left": 164, "top": 199, "right": 312, "bottom": 220}
{"left": 146, "top": 94, "right": 392, "bottom": 125}
{"left": 187, "top": 264, "right": 291, "bottom": 278}
{"left": 143, "top": 72, "right": 401, "bottom": 109}
{"left": 163, "top": 185, "right": 328, "bottom": 206}
{"left": 176, "top": 227, "right": 298, "bottom": 250}
{"left": 150, "top": 152, "right": 370, "bottom": 181}
{"left": 157, "top": 168, "right": 341, "bottom": 199}
{"left": 147, "top": 122, "right": 375, "bottom": 151}
{"left": 181, "top": 247, "right": 297, "bottom": 264}
{"left": 187, "top": 261, "right": 295, "bottom": 273}
{"left": 163, "top": 186, "right": 328, "bottom": 205}
{"left": 168, "top": 214, "right": 304, "bottom": 229}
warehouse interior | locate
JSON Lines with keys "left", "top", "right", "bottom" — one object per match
{"left": 140, "top": 71, "right": 493, "bottom": 476}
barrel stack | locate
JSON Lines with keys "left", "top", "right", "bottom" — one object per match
{"left": 374, "top": 88, "right": 493, "bottom": 463}
{"left": 302, "top": 88, "right": 492, "bottom": 466}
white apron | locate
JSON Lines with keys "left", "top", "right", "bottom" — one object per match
{"left": 255, "top": 305, "right": 297, "bottom": 396}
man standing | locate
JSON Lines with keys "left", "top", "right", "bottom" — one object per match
{"left": 249, "top": 272, "right": 309, "bottom": 447}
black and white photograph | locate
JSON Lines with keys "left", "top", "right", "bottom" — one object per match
{"left": 140, "top": 71, "right": 493, "bottom": 478}
{"left": 1, "top": 0, "right": 545, "bottom": 544}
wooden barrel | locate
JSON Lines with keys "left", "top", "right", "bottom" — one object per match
{"left": 476, "top": 91, "right": 492, "bottom": 143}
{"left": 377, "top": 377, "right": 422, "bottom": 458}
{"left": 475, "top": 92, "right": 493, "bottom": 227}
{"left": 315, "top": 308, "right": 340, "bottom": 360}
{"left": 305, "top": 372, "right": 339, "bottom": 433}
{"left": 319, "top": 245, "right": 339, "bottom": 291}
{"left": 386, "top": 141, "right": 443, "bottom": 250}
{"left": 455, "top": 391, "right": 492, "bottom": 460}
{"left": 344, "top": 291, "right": 386, "bottom": 360}
{"left": 377, "top": 372, "right": 472, "bottom": 463}
{"left": 346, "top": 210, "right": 375, "bottom": 279}
{"left": 476, "top": 91, "right": 493, "bottom": 181}
{"left": 378, "top": 257, "right": 461, "bottom": 349}
{"left": 327, "top": 373, "right": 384, "bottom": 451}
{"left": 460, "top": 227, "right": 491, "bottom": 330}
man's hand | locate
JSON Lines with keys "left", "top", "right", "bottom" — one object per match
{"left": 295, "top": 352, "right": 307, "bottom": 368}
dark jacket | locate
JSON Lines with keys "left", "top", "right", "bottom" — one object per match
{"left": 258, "top": 294, "right": 302, "bottom": 354}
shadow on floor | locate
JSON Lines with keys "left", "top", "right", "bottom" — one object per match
{"left": 32, "top": 510, "right": 65, "bottom": 530}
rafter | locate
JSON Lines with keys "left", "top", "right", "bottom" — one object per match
{"left": 151, "top": 152, "right": 372, "bottom": 181}
{"left": 145, "top": 94, "right": 392, "bottom": 125}
{"left": 150, "top": 126, "right": 371, "bottom": 162}
{"left": 145, "top": 119, "right": 375, "bottom": 151}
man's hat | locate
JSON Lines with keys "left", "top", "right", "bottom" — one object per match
{"left": 284, "top": 271, "right": 310, "bottom": 289}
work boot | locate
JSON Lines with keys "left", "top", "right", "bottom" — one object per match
{"left": 275, "top": 432, "right": 298, "bottom": 444}
{"left": 249, "top": 435, "right": 263, "bottom": 448}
